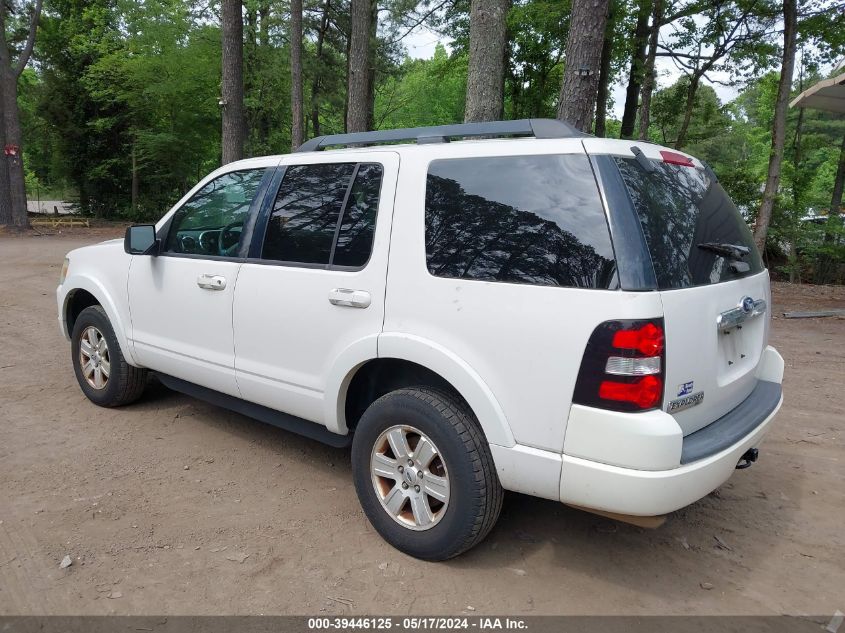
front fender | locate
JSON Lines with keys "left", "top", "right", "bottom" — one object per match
{"left": 58, "top": 273, "right": 140, "bottom": 367}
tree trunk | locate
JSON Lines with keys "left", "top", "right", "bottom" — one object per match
{"left": 557, "top": 0, "right": 610, "bottom": 132}
{"left": 792, "top": 55, "right": 805, "bottom": 209}
{"left": 259, "top": 4, "right": 270, "bottom": 47}
{"left": 131, "top": 145, "right": 139, "bottom": 213}
{"left": 594, "top": 2, "right": 615, "bottom": 137}
{"left": 674, "top": 74, "right": 701, "bottom": 150}
{"left": 620, "top": 0, "right": 651, "bottom": 139}
{"left": 814, "top": 134, "right": 845, "bottom": 284}
{"left": 311, "top": 0, "right": 330, "bottom": 137}
{"left": 366, "top": 0, "right": 377, "bottom": 130}
{"left": 257, "top": 2, "right": 270, "bottom": 147}
{"left": 0, "top": 67, "right": 11, "bottom": 225}
{"left": 829, "top": 134, "right": 845, "bottom": 219}
{"left": 0, "top": 13, "right": 27, "bottom": 228}
{"left": 464, "top": 0, "right": 508, "bottom": 122}
{"left": 0, "top": 70, "right": 27, "bottom": 227}
{"left": 753, "top": 0, "right": 797, "bottom": 253}
{"left": 636, "top": 0, "right": 662, "bottom": 140}
{"left": 290, "top": 0, "right": 304, "bottom": 150}
{"left": 346, "top": 0, "right": 371, "bottom": 132}
{"left": 221, "top": 0, "right": 245, "bottom": 164}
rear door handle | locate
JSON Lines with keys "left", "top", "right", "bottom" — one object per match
{"left": 328, "top": 288, "right": 371, "bottom": 309}
{"left": 197, "top": 274, "right": 227, "bottom": 291}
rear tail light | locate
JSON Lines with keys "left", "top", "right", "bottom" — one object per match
{"left": 611, "top": 322, "right": 664, "bottom": 356}
{"left": 573, "top": 319, "right": 665, "bottom": 412}
{"left": 604, "top": 356, "right": 660, "bottom": 376}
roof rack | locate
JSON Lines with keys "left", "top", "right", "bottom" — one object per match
{"left": 295, "top": 118, "right": 585, "bottom": 152}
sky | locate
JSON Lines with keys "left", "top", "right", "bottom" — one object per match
{"left": 401, "top": 26, "right": 743, "bottom": 118}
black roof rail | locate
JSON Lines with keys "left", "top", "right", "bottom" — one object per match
{"left": 295, "top": 118, "right": 585, "bottom": 152}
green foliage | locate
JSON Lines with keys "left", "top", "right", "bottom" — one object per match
{"left": 375, "top": 44, "right": 466, "bottom": 128}
{"left": 504, "top": 0, "right": 569, "bottom": 119}
{"left": 13, "top": 0, "right": 845, "bottom": 283}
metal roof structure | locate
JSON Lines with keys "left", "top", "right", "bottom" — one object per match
{"left": 789, "top": 71, "right": 845, "bottom": 113}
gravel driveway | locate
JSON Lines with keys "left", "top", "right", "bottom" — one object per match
{"left": 1, "top": 233, "right": 843, "bottom": 615}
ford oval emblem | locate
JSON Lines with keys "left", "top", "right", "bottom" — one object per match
{"left": 741, "top": 296, "right": 755, "bottom": 313}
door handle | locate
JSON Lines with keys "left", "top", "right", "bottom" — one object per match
{"left": 197, "top": 274, "right": 227, "bottom": 291}
{"left": 328, "top": 288, "right": 371, "bottom": 309}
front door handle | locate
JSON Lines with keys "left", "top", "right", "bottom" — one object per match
{"left": 328, "top": 288, "right": 371, "bottom": 309}
{"left": 197, "top": 274, "right": 227, "bottom": 291}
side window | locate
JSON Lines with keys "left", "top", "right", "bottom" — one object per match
{"left": 333, "top": 164, "right": 383, "bottom": 267}
{"left": 261, "top": 162, "right": 383, "bottom": 267}
{"left": 165, "top": 169, "right": 267, "bottom": 257}
{"left": 425, "top": 155, "right": 617, "bottom": 289}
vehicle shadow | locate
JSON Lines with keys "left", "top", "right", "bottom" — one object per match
{"left": 130, "top": 375, "right": 354, "bottom": 466}
{"left": 444, "top": 466, "right": 804, "bottom": 603}
{"left": 129, "top": 379, "right": 805, "bottom": 605}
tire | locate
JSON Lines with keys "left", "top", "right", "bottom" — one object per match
{"left": 351, "top": 387, "right": 503, "bottom": 560}
{"left": 70, "top": 305, "right": 147, "bottom": 407}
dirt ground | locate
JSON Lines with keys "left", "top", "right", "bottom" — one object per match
{"left": 0, "top": 232, "right": 843, "bottom": 616}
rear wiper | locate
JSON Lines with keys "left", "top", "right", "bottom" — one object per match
{"left": 697, "top": 242, "right": 751, "bottom": 273}
{"left": 697, "top": 242, "right": 750, "bottom": 260}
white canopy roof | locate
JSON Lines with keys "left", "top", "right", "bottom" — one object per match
{"left": 790, "top": 72, "right": 845, "bottom": 113}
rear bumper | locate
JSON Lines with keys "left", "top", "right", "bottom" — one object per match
{"left": 558, "top": 346, "right": 784, "bottom": 516}
{"left": 559, "top": 392, "right": 781, "bottom": 515}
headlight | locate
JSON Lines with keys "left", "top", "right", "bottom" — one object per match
{"left": 59, "top": 258, "right": 69, "bottom": 285}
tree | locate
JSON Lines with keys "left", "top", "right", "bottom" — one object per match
{"left": 502, "top": 0, "right": 570, "bottom": 120}
{"left": 636, "top": 0, "right": 663, "bottom": 139}
{"left": 290, "top": 0, "right": 304, "bottom": 149}
{"left": 753, "top": 0, "right": 797, "bottom": 251}
{"left": 310, "top": 0, "right": 331, "bottom": 136}
{"left": 0, "top": 71, "right": 10, "bottom": 224}
{"left": 221, "top": 0, "right": 245, "bottom": 163}
{"left": 347, "top": 0, "right": 372, "bottom": 132}
{"left": 656, "top": 0, "right": 777, "bottom": 150}
{"left": 831, "top": 134, "right": 845, "bottom": 218}
{"left": 557, "top": 0, "right": 610, "bottom": 131}
{"left": 376, "top": 44, "right": 466, "bottom": 128}
{"left": 0, "top": 0, "right": 43, "bottom": 228}
{"left": 620, "top": 0, "right": 651, "bottom": 138}
{"left": 464, "top": 0, "right": 508, "bottom": 122}
{"left": 649, "top": 79, "right": 731, "bottom": 147}
{"left": 593, "top": 0, "right": 616, "bottom": 136}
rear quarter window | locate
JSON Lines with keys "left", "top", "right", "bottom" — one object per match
{"left": 613, "top": 157, "right": 764, "bottom": 289}
{"left": 424, "top": 154, "right": 617, "bottom": 289}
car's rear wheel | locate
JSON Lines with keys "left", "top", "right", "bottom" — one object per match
{"left": 71, "top": 305, "right": 147, "bottom": 407}
{"left": 351, "top": 387, "right": 502, "bottom": 560}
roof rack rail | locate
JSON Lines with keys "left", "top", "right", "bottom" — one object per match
{"left": 295, "top": 118, "right": 585, "bottom": 152}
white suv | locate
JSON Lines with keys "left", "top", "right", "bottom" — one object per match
{"left": 57, "top": 119, "right": 784, "bottom": 560}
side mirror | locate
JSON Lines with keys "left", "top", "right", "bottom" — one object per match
{"left": 124, "top": 225, "right": 159, "bottom": 255}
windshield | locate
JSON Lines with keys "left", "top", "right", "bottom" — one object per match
{"left": 613, "top": 156, "right": 763, "bottom": 290}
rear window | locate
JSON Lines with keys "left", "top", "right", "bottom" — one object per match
{"left": 614, "top": 157, "right": 763, "bottom": 289}
{"left": 424, "top": 155, "right": 617, "bottom": 289}
{"left": 261, "top": 162, "right": 383, "bottom": 267}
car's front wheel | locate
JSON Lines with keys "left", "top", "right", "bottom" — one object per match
{"left": 71, "top": 305, "right": 148, "bottom": 407}
{"left": 351, "top": 387, "right": 503, "bottom": 560}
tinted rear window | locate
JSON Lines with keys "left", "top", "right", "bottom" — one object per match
{"left": 614, "top": 157, "right": 763, "bottom": 289}
{"left": 425, "top": 155, "right": 617, "bottom": 289}
{"left": 261, "top": 162, "right": 382, "bottom": 267}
